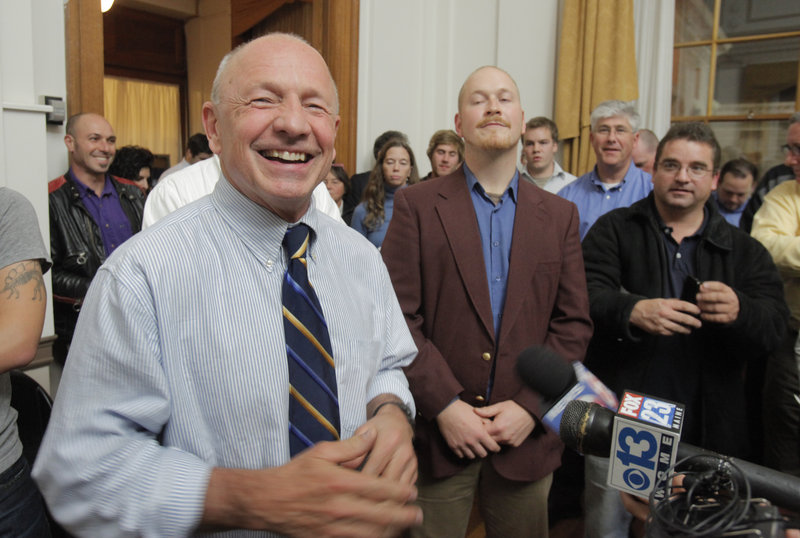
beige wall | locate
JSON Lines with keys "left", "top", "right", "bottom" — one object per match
{"left": 185, "top": 0, "right": 231, "bottom": 135}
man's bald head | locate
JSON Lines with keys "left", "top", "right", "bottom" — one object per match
{"left": 201, "top": 32, "right": 341, "bottom": 222}
{"left": 64, "top": 113, "right": 116, "bottom": 180}
{"left": 455, "top": 66, "right": 524, "bottom": 155}
{"left": 457, "top": 66, "right": 521, "bottom": 112}
{"left": 211, "top": 33, "right": 339, "bottom": 114}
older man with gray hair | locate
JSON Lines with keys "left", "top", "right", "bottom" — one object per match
{"left": 558, "top": 100, "right": 653, "bottom": 240}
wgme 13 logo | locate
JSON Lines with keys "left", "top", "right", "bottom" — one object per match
{"left": 608, "top": 392, "right": 684, "bottom": 499}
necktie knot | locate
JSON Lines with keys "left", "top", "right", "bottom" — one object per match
{"left": 284, "top": 224, "right": 310, "bottom": 261}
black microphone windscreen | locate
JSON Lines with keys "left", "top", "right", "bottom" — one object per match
{"left": 515, "top": 345, "right": 576, "bottom": 401}
{"left": 560, "top": 400, "right": 614, "bottom": 457}
{"left": 560, "top": 400, "right": 592, "bottom": 453}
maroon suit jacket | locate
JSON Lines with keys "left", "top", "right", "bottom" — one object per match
{"left": 381, "top": 167, "right": 592, "bottom": 482}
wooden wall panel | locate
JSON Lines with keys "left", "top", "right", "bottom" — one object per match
{"left": 232, "top": 0, "right": 296, "bottom": 39}
{"left": 239, "top": 0, "right": 360, "bottom": 174}
{"left": 104, "top": 6, "right": 186, "bottom": 79}
{"left": 244, "top": 2, "right": 313, "bottom": 47}
{"left": 66, "top": 0, "right": 105, "bottom": 116}
{"left": 321, "top": 0, "right": 359, "bottom": 176}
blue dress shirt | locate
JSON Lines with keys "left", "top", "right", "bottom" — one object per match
{"left": 712, "top": 191, "right": 748, "bottom": 227}
{"left": 33, "top": 177, "right": 416, "bottom": 537}
{"left": 557, "top": 162, "right": 652, "bottom": 240}
{"left": 464, "top": 164, "right": 518, "bottom": 336}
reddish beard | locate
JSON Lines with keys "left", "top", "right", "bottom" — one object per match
{"left": 473, "top": 127, "right": 516, "bottom": 151}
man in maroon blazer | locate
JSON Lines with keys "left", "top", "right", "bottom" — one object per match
{"left": 381, "top": 66, "right": 593, "bottom": 537}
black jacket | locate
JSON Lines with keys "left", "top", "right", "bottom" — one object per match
{"left": 582, "top": 194, "right": 788, "bottom": 459}
{"left": 49, "top": 173, "right": 144, "bottom": 358}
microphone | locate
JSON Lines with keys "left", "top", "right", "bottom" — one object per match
{"left": 561, "top": 400, "right": 800, "bottom": 512}
{"left": 515, "top": 345, "right": 618, "bottom": 435}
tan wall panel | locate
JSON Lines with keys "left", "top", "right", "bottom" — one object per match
{"left": 185, "top": 0, "right": 232, "bottom": 135}
{"left": 243, "top": 0, "right": 359, "bottom": 173}
{"left": 66, "top": 0, "right": 105, "bottom": 117}
{"left": 323, "top": 0, "right": 359, "bottom": 174}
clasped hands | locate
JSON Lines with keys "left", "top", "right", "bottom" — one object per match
{"left": 629, "top": 281, "right": 739, "bottom": 336}
{"left": 436, "top": 399, "right": 535, "bottom": 460}
{"left": 202, "top": 403, "right": 420, "bottom": 537}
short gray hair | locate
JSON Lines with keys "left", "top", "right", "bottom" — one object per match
{"left": 790, "top": 111, "right": 800, "bottom": 126}
{"left": 590, "top": 100, "right": 640, "bottom": 132}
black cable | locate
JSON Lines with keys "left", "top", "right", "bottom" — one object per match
{"left": 647, "top": 453, "right": 755, "bottom": 537}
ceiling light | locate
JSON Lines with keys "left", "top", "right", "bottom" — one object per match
{"left": 101, "top": 0, "right": 114, "bottom": 13}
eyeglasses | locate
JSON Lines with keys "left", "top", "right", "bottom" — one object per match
{"left": 657, "top": 160, "right": 712, "bottom": 180}
{"left": 594, "top": 126, "right": 632, "bottom": 137}
{"left": 782, "top": 144, "right": 800, "bottom": 158}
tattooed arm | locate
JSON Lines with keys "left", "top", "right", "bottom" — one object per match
{"left": 0, "top": 260, "right": 46, "bottom": 372}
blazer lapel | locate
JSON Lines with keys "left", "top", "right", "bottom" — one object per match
{"left": 436, "top": 172, "right": 495, "bottom": 340}
{"left": 499, "top": 183, "right": 547, "bottom": 344}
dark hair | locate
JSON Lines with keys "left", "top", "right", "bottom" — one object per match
{"left": 328, "top": 163, "right": 350, "bottom": 195}
{"left": 654, "top": 122, "right": 722, "bottom": 172}
{"left": 361, "top": 140, "right": 420, "bottom": 231}
{"left": 109, "top": 145, "right": 154, "bottom": 182}
{"left": 426, "top": 130, "right": 464, "bottom": 162}
{"left": 187, "top": 133, "right": 210, "bottom": 157}
{"left": 719, "top": 158, "right": 758, "bottom": 185}
{"left": 372, "top": 130, "right": 408, "bottom": 159}
{"left": 523, "top": 117, "right": 559, "bottom": 142}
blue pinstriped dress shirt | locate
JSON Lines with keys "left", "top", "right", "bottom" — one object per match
{"left": 33, "top": 176, "right": 416, "bottom": 537}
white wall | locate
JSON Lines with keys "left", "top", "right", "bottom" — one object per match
{"left": 357, "top": 0, "right": 561, "bottom": 175}
{"left": 0, "top": 0, "right": 67, "bottom": 333}
{"left": 0, "top": 0, "right": 67, "bottom": 390}
{"left": 634, "top": 0, "right": 674, "bottom": 138}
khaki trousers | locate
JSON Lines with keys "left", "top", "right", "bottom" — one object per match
{"left": 409, "top": 459, "right": 552, "bottom": 538}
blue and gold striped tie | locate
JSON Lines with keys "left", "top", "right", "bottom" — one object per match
{"left": 282, "top": 224, "right": 340, "bottom": 456}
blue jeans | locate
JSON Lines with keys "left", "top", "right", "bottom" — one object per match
{"left": 0, "top": 455, "right": 51, "bottom": 537}
{"left": 583, "top": 454, "right": 631, "bottom": 538}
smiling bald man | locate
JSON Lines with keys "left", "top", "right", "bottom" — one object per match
{"left": 35, "top": 33, "right": 421, "bottom": 537}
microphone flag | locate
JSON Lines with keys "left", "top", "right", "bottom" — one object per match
{"left": 541, "top": 362, "right": 619, "bottom": 435}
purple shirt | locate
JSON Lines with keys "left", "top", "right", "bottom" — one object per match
{"left": 69, "top": 169, "right": 134, "bottom": 257}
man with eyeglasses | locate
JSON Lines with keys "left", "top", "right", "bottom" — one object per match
{"left": 581, "top": 122, "right": 787, "bottom": 538}
{"left": 557, "top": 100, "right": 653, "bottom": 240}
{"left": 750, "top": 111, "right": 800, "bottom": 479}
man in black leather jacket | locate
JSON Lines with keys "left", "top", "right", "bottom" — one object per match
{"left": 48, "top": 113, "right": 144, "bottom": 364}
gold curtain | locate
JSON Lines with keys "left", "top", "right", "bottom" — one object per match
{"left": 103, "top": 76, "right": 182, "bottom": 168}
{"left": 555, "top": 0, "right": 639, "bottom": 177}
